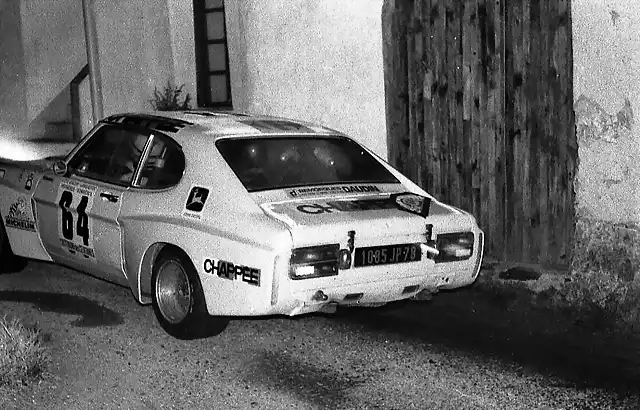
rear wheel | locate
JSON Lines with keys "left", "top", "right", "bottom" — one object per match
{"left": 151, "top": 249, "right": 228, "bottom": 339}
{"left": 0, "top": 221, "right": 7, "bottom": 257}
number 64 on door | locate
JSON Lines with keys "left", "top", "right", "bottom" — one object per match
{"left": 56, "top": 180, "right": 96, "bottom": 257}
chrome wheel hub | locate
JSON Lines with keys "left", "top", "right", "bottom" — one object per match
{"left": 155, "top": 261, "right": 191, "bottom": 324}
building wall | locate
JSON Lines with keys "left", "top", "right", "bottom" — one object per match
{"left": 0, "top": 0, "right": 28, "bottom": 134}
{"left": 167, "top": 0, "right": 197, "bottom": 102}
{"left": 0, "top": 0, "right": 82, "bottom": 139}
{"left": 20, "top": 0, "right": 86, "bottom": 123}
{"left": 573, "top": 0, "right": 640, "bottom": 224}
{"left": 93, "top": 0, "right": 176, "bottom": 117}
{"left": 225, "top": 0, "right": 388, "bottom": 157}
{"left": 0, "top": 0, "right": 195, "bottom": 141}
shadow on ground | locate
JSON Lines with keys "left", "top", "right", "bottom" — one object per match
{"left": 0, "top": 256, "right": 28, "bottom": 274}
{"left": 250, "top": 350, "right": 369, "bottom": 409}
{"left": 0, "top": 290, "right": 123, "bottom": 327}
{"left": 335, "top": 284, "right": 640, "bottom": 395}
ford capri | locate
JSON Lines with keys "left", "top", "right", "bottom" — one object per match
{"left": 0, "top": 111, "right": 484, "bottom": 339}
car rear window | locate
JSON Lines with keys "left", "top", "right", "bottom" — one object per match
{"left": 216, "top": 136, "right": 399, "bottom": 192}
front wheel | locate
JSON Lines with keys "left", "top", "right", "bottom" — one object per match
{"left": 151, "top": 249, "right": 228, "bottom": 339}
{"left": 0, "top": 221, "right": 9, "bottom": 259}
{"left": 0, "top": 221, "right": 24, "bottom": 273}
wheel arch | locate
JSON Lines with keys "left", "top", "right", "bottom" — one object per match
{"left": 137, "top": 242, "right": 193, "bottom": 304}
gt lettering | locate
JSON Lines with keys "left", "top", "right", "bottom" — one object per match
{"left": 204, "top": 258, "right": 261, "bottom": 286}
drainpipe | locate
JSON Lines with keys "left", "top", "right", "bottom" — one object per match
{"left": 82, "top": 0, "right": 104, "bottom": 124}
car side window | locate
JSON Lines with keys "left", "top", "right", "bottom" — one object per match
{"left": 133, "top": 133, "right": 185, "bottom": 189}
{"left": 67, "top": 126, "right": 149, "bottom": 186}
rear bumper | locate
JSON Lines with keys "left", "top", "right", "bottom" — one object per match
{"left": 270, "top": 266, "right": 479, "bottom": 316}
{"left": 272, "top": 229, "right": 484, "bottom": 316}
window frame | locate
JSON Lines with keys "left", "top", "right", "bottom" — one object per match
{"left": 66, "top": 123, "right": 186, "bottom": 191}
{"left": 130, "top": 132, "right": 187, "bottom": 191}
{"left": 193, "top": 0, "right": 233, "bottom": 108}
{"left": 66, "top": 124, "right": 152, "bottom": 188}
{"left": 215, "top": 135, "right": 401, "bottom": 193}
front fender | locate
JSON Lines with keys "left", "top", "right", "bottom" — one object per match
{"left": 0, "top": 161, "right": 52, "bottom": 261}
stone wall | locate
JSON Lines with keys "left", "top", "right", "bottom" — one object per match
{"left": 573, "top": 0, "right": 640, "bottom": 225}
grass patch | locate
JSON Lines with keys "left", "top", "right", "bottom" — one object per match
{"left": 0, "top": 316, "right": 48, "bottom": 386}
{"left": 481, "top": 217, "right": 640, "bottom": 333}
{"left": 559, "top": 218, "right": 640, "bottom": 332}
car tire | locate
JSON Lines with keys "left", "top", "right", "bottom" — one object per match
{"left": 0, "top": 221, "right": 24, "bottom": 273}
{"left": 151, "top": 248, "right": 228, "bottom": 339}
{"left": 0, "top": 220, "right": 10, "bottom": 258}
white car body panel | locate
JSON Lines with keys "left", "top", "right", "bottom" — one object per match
{"left": 0, "top": 161, "right": 52, "bottom": 261}
{"left": 0, "top": 110, "right": 485, "bottom": 319}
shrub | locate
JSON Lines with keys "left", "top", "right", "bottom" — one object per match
{"left": 560, "top": 218, "right": 640, "bottom": 332}
{"left": 149, "top": 81, "right": 192, "bottom": 111}
{"left": 0, "top": 316, "right": 48, "bottom": 386}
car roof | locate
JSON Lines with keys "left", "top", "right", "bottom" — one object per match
{"left": 100, "top": 110, "right": 343, "bottom": 143}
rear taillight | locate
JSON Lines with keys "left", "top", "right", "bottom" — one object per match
{"left": 434, "top": 232, "right": 475, "bottom": 263}
{"left": 289, "top": 244, "right": 340, "bottom": 279}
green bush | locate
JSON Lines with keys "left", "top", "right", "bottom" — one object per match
{"left": 0, "top": 316, "right": 48, "bottom": 386}
{"left": 560, "top": 218, "right": 640, "bottom": 332}
{"left": 149, "top": 81, "right": 192, "bottom": 111}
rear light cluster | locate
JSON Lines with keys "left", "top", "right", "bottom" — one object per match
{"left": 434, "top": 232, "right": 475, "bottom": 263}
{"left": 289, "top": 231, "right": 356, "bottom": 280}
{"left": 289, "top": 244, "right": 341, "bottom": 280}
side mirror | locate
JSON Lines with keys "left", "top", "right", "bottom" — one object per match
{"left": 53, "top": 160, "right": 67, "bottom": 176}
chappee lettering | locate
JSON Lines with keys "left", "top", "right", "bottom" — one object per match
{"left": 297, "top": 198, "right": 398, "bottom": 214}
{"left": 204, "top": 258, "right": 260, "bottom": 286}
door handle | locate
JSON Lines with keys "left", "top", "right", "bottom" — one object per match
{"left": 100, "top": 192, "right": 119, "bottom": 203}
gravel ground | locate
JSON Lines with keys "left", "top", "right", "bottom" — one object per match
{"left": 1, "top": 261, "right": 639, "bottom": 409}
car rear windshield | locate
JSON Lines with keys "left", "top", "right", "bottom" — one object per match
{"left": 216, "top": 136, "right": 399, "bottom": 192}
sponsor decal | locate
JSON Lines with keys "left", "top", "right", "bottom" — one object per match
{"left": 183, "top": 186, "right": 210, "bottom": 220}
{"left": 204, "top": 258, "right": 261, "bottom": 286}
{"left": 5, "top": 197, "right": 36, "bottom": 232}
{"left": 297, "top": 198, "right": 396, "bottom": 215}
{"left": 390, "top": 193, "right": 431, "bottom": 217}
{"left": 24, "top": 173, "right": 34, "bottom": 191}
{"left": 60, "top": 238, "right": 95, "bottom": 257}
{"left": 57, "top": 180, "right": 97, "bottom": 258}
{"left": 296, "top": 193, "right": 432, "bottom": 217}
{"left": 288, "top": 185, "right": 381, "bottom": 198}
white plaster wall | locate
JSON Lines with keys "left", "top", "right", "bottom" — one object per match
{"left": 0, "top": 0, "right": 28, "bottom": 133}
{"left": 167, "top": 0, "right": 197, "bottom": 102}
{"left": 94, "top": 0, "right": 176, "bottom": 116}
{"left": 79, "top": 76, "right": 94, "bottom": 137}
{"left": 226, "top": 0, "right": 388, "bottom": 157}
{"left": 0, "top": 0, "right": 195, "bottom": 141}
{"left": 573, "top": 0, "right": 640, "bottom": 224}
{"left": 20, "top": 0, "right": 86, "bottom": 122}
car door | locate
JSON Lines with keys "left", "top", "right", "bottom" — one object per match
{"left": 33, "top": 124, "right": 151, "bottom": 282}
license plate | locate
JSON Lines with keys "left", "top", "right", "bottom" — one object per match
{"left": 353, "top": 243, "right": 422, "bottom": 267}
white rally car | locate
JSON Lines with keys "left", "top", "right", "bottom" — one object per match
{"left": 0, "top": 111, "right": 484, "bottom": 339}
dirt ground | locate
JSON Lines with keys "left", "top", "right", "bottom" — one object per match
{"left": 1, "top": 261, "right": 640, "bottom": 409}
